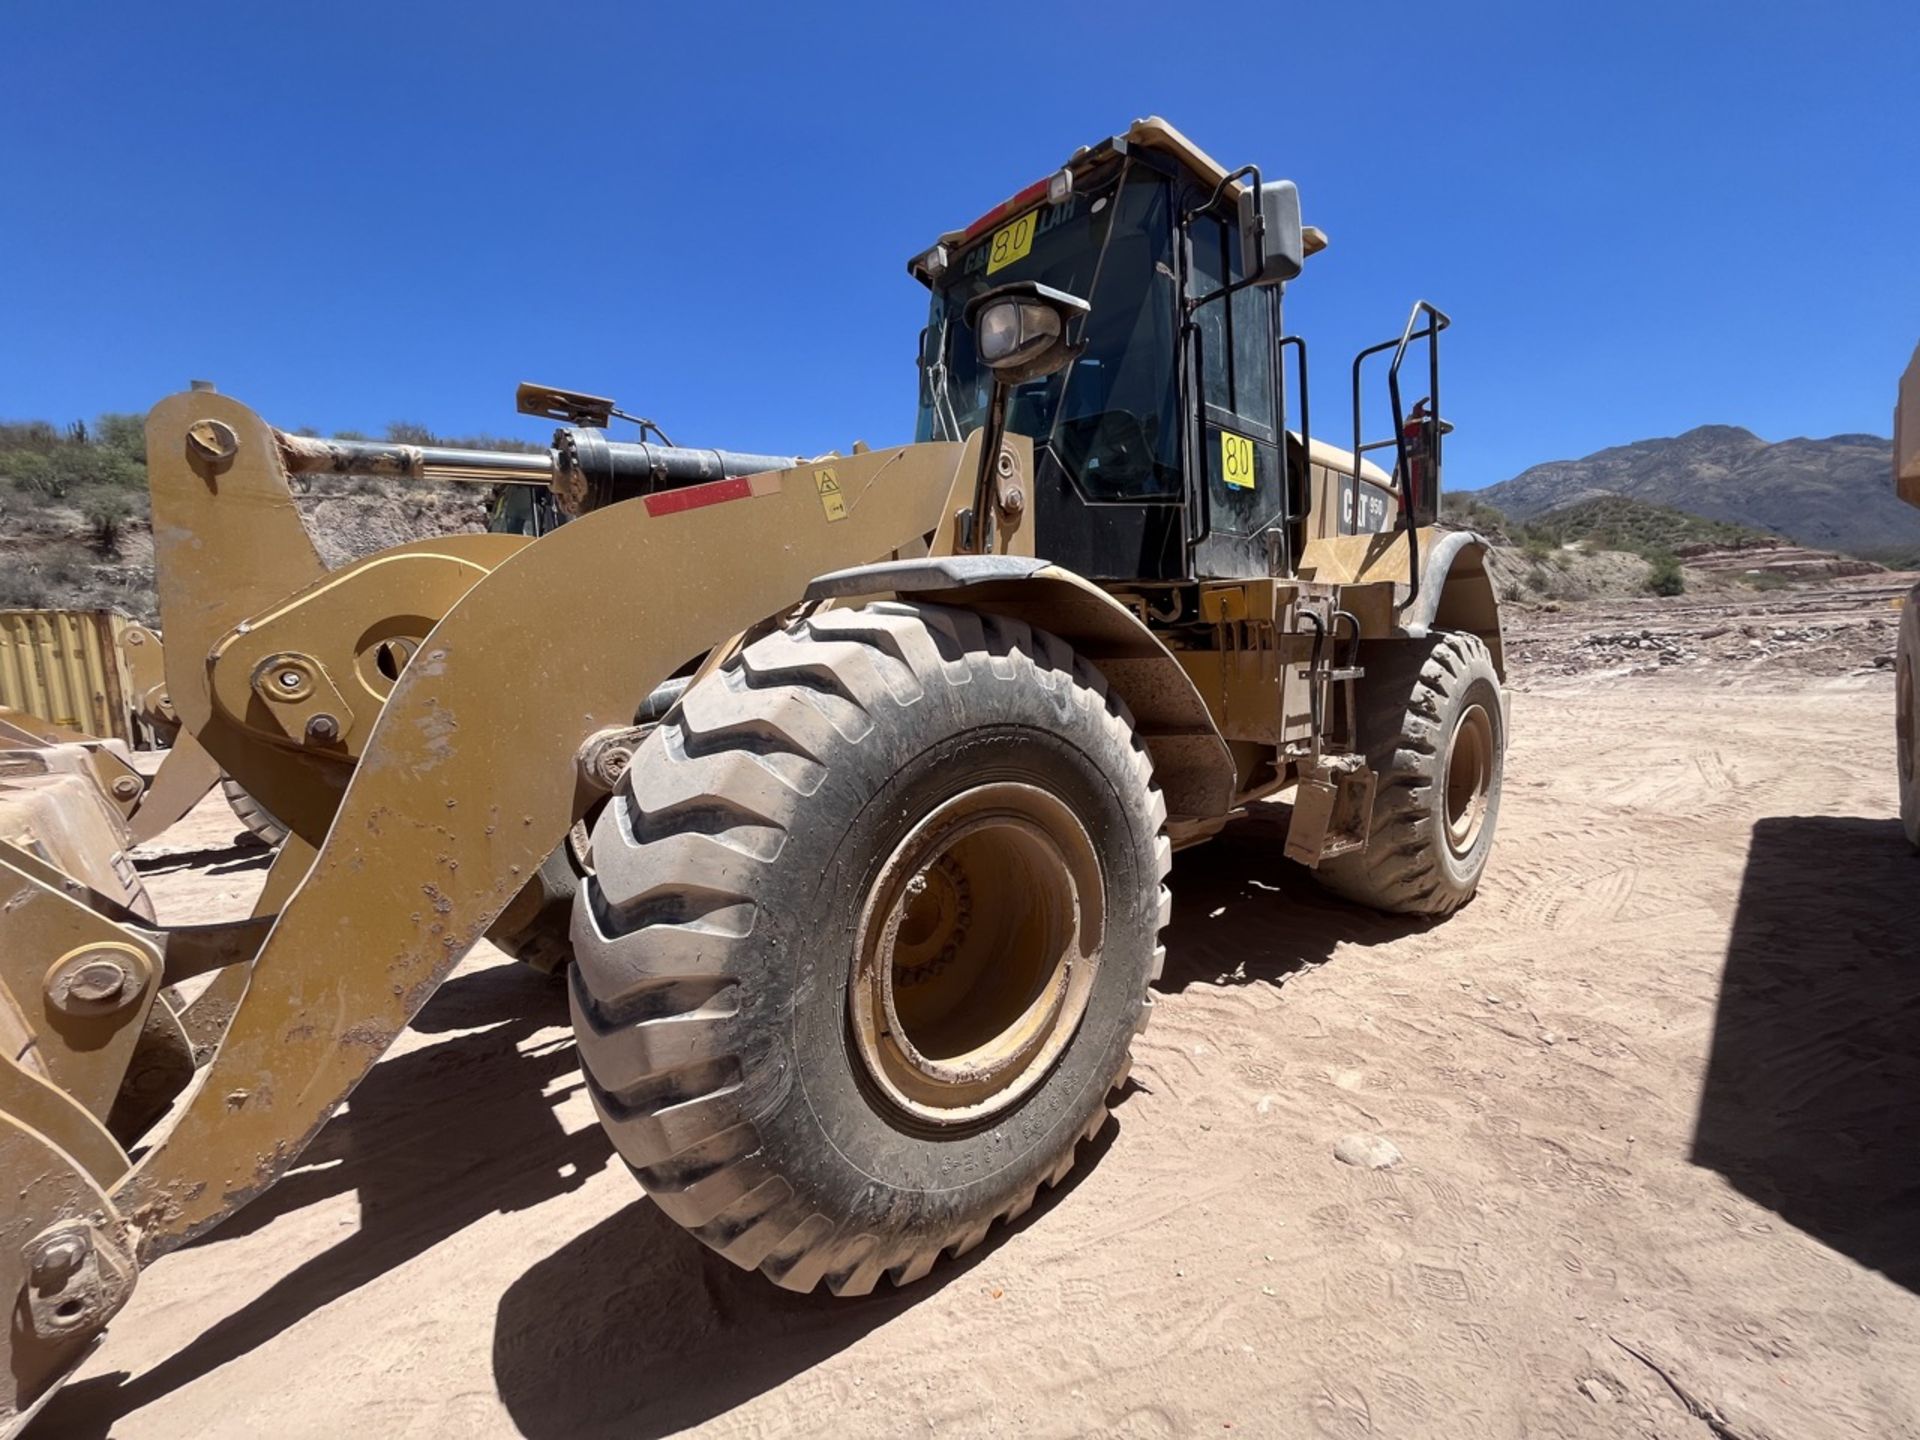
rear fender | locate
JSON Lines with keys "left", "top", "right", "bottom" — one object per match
{"left": 1403, "top": 530, "right": 1504, "bottom": 677}
{"left": 1300, "top": 527, "right": 1504, "bottom": 677}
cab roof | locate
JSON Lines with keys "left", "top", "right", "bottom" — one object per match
{"left": 911, "top": 116, "right": 1327, "bottom": 284}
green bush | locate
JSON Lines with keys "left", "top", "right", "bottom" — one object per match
{"left": 93, "top": 413, "right": 147, "bottom": 460}
{"left": 1440, "top": 492, "right": 1512, "bottom": 540}
{"left": 84, "top": 494, "right": 132, "bottom": 553}
{"left": 0, "top": 440, "right": 144, "bottom": 499}
{"left": 0, "top": 569, "right": 53, "bottom": 607}
{"left": 1645, "top": 550, "right": 1685, "bottom": 596}
{"left": 1522, "top": 494, "right": 1773, "bottom": 553}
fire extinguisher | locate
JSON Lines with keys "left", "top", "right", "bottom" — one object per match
{"left": 1400, "top": 398, "right": 1449, "bottom": 519}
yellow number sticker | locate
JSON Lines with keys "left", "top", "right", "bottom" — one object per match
{"left": 1221, "top": 430, "right": 1255, "bottom": 490}
{"left": 815, "top": 467, "right": 847, "bottom": 521}
{"left": 985, "top": 211, "right": 1037, "bottom": 275}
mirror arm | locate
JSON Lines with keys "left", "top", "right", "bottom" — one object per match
{"left": 1183, "top": 163, "right": 1265, "bottom": 312}
{"left": 957, "top": 282, "right": 1091, "bottom": 551}
{"left": 964, "top": 383, "right": 1010, "bottom": 554}
{"left": 1186, "top": 164, "right": 1263, "bottom": 255}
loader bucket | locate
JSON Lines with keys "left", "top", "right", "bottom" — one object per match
{"left": 0, "top": 389, "right": 983, "bottom": 1431}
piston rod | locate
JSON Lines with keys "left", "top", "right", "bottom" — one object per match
{"left": 275, "top": 429, "right": 803, "bottom": 515}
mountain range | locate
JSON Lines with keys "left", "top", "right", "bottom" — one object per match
{"left": 1475, "top": 426, "right": 1917, "bottom": 562}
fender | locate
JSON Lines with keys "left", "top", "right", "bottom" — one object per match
{"left": 806, "top": 556, "right": 1238, "bottom": 825}
{"left": 1401, "top": 529, "right": 1505, "bottom": 677}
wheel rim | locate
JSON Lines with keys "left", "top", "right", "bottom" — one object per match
{"left": 1443, "top": 702, "right": 1495, "bottom": 859}
{"left": 849, "top": 782, "right": 1104, "bottom": 1127}
{"left": 1899, "top": 648, "right": 1916, "bottom": 787}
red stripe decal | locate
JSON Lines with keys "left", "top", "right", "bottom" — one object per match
{"left": 961, "top": 177, "right": 1051, "bottom": 242}
{"left": 643, "top": 476, "right": 754, "bottom": 518}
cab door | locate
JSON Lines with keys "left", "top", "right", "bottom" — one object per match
{"left": 1187, "top": 212, "right": 1283, "bottom": 581}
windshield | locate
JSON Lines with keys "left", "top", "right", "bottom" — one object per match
{"left": 916, "top": 166, "right": 1183, "bottom": 502}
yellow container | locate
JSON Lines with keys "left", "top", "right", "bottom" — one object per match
{"left": 0, "top": 608, "right": 140, "bottom": 743}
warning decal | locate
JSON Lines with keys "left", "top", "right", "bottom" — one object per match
{"left": 815, "top": 468, "right": 848, "bottom": 521}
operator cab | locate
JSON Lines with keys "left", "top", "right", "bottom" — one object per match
{"left": 910, "top": 117, "right": 1442, "bottom": 587}
{"left": 488, "top": 484, "right": 565, "bottom": 537}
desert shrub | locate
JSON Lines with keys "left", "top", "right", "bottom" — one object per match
{"left": 1440, "top": 492, "right": 1512, "bottom": 541}
{"left": 84, "top": 494, "right": 132, "bottom": 554}
{"left": 93, "top": 413, "right": 148, "bottom": 460}
{"left": 4, "top": 452, "right": 68, "bottom": 498}
{"left": 1645, "top": 550, "right": 1685, "bottom": 596}
{"left": 0, "top": 442, "right": 143, "bottom": 499}
{"left": 0, "top": 569, "right": 53, "bottom": 607}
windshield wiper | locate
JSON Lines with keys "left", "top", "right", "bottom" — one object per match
{"left": 926, "top": 312, "right": 964, "bottom": 441}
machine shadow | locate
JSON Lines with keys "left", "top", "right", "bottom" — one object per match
{"left": 1156, "top": 801, "right": 1434, "bottom": 995}
{"left": 489, "top": 1119, "right": 1118, "bottom": 1440}
{"left": 1691, "top": 815, "right": 1920, "bottom": 1292}
{"left": 134, "top": 840, "right": 274, "bottom": 879}
{"left": 43, "top": 959, "right": 606, "bottom": 1438}
{"left": 487, "top": 805, "right": 1414, "bottom": 1436}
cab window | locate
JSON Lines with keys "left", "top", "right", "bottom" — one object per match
{"left": 1189, "top": 214, "right": 1275, "bottom": 439}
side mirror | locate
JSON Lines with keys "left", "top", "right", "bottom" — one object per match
{"left": 964, "top": 281, "right": 1091, "bottom": 385}
{"left": 1238, "top": 180, "right": 1304, "bottom": 287}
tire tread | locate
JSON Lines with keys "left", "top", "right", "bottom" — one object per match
{"left": 572, "top": 601, "right": 1169, "bottom": 1293}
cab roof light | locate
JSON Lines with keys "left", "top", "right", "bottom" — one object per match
{"left": 959, "top": 167, "right": 1071, "bottom": 244}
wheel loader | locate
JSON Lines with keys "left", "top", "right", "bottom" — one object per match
{"left": 1896, "top": 341, "right": 1920, "bottom": 847}
{"left": 0, "top": 117, "right": 1507, "bottom": 1431}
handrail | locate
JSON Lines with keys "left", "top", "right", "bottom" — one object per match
{"left": 1348, "top": 300, "right": 1451, "bottom": 611}
{"left": 1278, "top": 333, "right": 1310, "bottom": 575}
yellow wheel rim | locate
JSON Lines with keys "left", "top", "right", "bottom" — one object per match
{"left": 849, "top": 782, "right": 1103, "bottom": 1127}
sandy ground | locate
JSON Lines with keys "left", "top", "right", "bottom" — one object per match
{"left": 42, "top": 592, "right": 1920, "bottom": 1439}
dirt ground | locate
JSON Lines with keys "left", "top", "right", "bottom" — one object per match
{"left": 44, "top": 581, "right": 1920, "bottom": 1439}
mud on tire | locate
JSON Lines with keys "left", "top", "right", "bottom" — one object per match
{"left": 570, "top": 601, "right": 1171, "bottom": 1295}
{"left": 1312, "top": 631, "right": 1504, "bottom": 917}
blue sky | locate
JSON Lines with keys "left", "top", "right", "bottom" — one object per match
{"left": 2, "top": 1, "right": 1914, "bottom": 488}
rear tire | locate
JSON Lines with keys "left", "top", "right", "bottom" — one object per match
{"left": 571, "top": 601, "right": 1170, "bottom": 1295}
{"left": 1899, "top": 592, "right": 1919, "bottom": 851}
{"left": 1312, "top": 631, "right": 1504, "bottom": 916}
{"left": 220, "top": 776, "right": 288, "bottom": 848}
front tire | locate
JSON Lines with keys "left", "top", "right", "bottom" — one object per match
{"left": 570, "top": 601, "right": 1170, "bottom": 1295}
{"left": 1312, "top": 631, "right": 1505, "bottom": 916}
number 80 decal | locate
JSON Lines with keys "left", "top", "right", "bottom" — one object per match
{"left": 1221, "top": 430, "right": 1256, "bottom": 490}
{"left": 986, "top": 212, "right": 1038, "bottom": 275}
